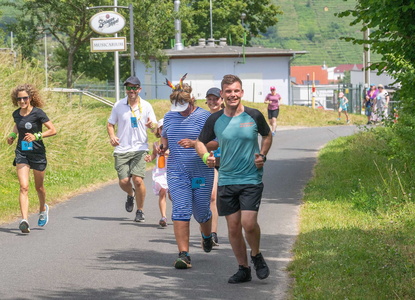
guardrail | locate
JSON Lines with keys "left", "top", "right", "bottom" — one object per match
{"left": 46, "top": 88, "right": 114, "bottom": 107}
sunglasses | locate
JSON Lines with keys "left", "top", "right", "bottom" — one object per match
{"left": 17, "top": 96, "right": 29, "bottom": 101}
{"left": 126, "top": 86, "right": 140, "bottom": 91}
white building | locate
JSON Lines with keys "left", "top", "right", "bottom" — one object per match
{"left": 135, "top": 39, "right": 306, "bottom": 103}
{"left": 350, "top": 69, "right": 398, "bottom": 88}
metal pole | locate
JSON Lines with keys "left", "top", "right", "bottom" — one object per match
{"left": 307, "top": 74, "right": 310, "bottom": 106}
{"left": 210, "top": 0, "right": 213, "bottom": 39}
{"left": 363, "top": 27, "right": 370, "bottom": 87}
{"left": 129, "top": 4, "right": 135, "bottom": 76}
{"left": 241, "top": 13, "right": 246, "bottom": 64}
{"left": 114, "top": 0, "right": 120, "bottom": 101}
{"left": 44, "top": 33, "right": 48, "bottom": 88}
{"left": 312, "top": 72, "right": 315, "bottom": 109}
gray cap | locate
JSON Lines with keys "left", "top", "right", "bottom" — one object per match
{"left": 123, "top": 76, "right": 141, "bottom": 86}
{"left": 206, "top": 87, "right": 221, "bottom": 98}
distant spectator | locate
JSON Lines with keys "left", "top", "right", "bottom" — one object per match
{"left": 264, "top": 86, "right": 281, "bottom": 136}
{"left": 374, "top": 84, "right": 390, "bottom": 122}
{"left": 364, "top": 84, "right": 378, "bottom": 125}
{"left": 337, "top": 92, "right": 350, "bottom": 124}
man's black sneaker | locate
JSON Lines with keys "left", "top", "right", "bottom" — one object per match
{"left": 125, "top": 188, "right": 135, "bottom": 212}
{"left": 228, "top": 265, "right": 252, "bottom": 284}
{"left": 201, "top": 233, "right": 213, "bottom": 253}
{"left": 134, "top": 209, "right": 145, "bottom": 222}
{"left": 251, "top": 252, "right": 270, "bottom": 280}
{"left": 212, "top": 232, "right": 219, "bottom": 246}
{"left": 174, "top": 251, "right": 192, "bottom": 269}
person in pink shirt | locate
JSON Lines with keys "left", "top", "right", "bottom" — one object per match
{"left": 264, "top": 86, "right": 281, "bottom": 136}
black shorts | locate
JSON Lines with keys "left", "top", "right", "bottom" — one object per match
{"left": 217, "top": 183, "right": 264, "bottom": 216}
{"left": 268, "top": 109, "right": 279, "bottom": 119}
{"left": 14, "top": 149, "right": 47, "bottom": 171}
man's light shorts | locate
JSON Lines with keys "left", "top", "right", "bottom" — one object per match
{"left": 114, "top": 150, "right": 147, "bottom": 179}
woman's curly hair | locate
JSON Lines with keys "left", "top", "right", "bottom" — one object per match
{"left": 11, "top": 84, "right": 44, "bottom": 108}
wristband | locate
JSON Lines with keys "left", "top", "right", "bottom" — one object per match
{"left": 9, "top": 132, "right": 17, "bottom": 139}
{"left": 34, "top": 132, "right": 43, "bottom": 141}
{"left": 202, "top": 152, "right": 210, "bottom": 165}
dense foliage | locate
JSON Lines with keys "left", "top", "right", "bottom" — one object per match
{"left": 0, "top": 0, "right": 279, "bottom": 85}
{"left": 337, "top": 0, "right": 415, "bottom": 165}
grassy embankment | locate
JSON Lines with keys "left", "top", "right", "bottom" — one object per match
{"left": 288, "top": 127, "right": 415, "bottom": 298}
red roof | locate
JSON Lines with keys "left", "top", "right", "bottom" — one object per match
{"left": 291, "top": 66, "right": 329, "bottom": 85}
{"left": 334, "top": 64, "right": 363, "bottom": 73}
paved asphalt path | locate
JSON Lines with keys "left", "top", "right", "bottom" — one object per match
{"left": 0, "top": 126, "right": 359, "bottom": 300}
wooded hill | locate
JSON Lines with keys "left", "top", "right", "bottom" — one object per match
{"left": 252, "top": 0, "right": 381, "bottom": 67}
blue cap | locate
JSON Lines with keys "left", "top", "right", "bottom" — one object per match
{"left": 206, "top": 87, "right": 221, "bottom": 98}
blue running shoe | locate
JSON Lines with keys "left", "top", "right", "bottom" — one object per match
{"left": 19, "top": 219, "right": 30, "bottom": 233}
{"left": 38, "top": 204, "right": 49, "bottom": 227}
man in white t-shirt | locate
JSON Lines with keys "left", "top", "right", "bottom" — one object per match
{"left": 107, "top": 76, "right": 157, "bottom": 222}
{"left": 375, "top": 84, "right": 390, "bottom": 122}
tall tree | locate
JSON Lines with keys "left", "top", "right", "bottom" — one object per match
{"left": 180, "top": 0, "right": 282, "bottom": 46}
{"left": 2, "top": 0, "right": 111, "bottom": 88}
{"left": 2, "top": 0, "right": 175, "bottom": 85}
{"left": 337, "top": 0, "right": 415, "bottom": 114}
{"left": 337, "top": 0, "right": 415, "bottom": 152}
{"left": 3, "top": 0, "right": 280, "bottom": 84}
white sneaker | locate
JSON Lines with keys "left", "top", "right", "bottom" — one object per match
{"left": 19, "top": 219, "right": 30, "bottom": 233}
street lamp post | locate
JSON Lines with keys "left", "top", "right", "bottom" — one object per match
{"left": 241, "top": 13, "right": 246, "bottom": 64}
{"left": 209, "top": 0, "right": 213, "bottom": 39}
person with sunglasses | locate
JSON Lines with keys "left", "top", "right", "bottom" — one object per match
{"left": 7, "top": 84, "right": 57, "bottom": 233}
{"left": 107, "top": 76, "right": 157, "bottom": 222}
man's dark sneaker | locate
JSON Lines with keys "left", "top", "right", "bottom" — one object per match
{"left": 201, "top": 233, "right": 213, "bottom": 253}
{"left": 134, "top": 209, "right": 145, "bottom": 222}
{"left": 125, "top": 188, "right": 135, "bottom": 212}
{"left": 251, "top": 252, "right": 270, "bottom": 280}
{"left": 174, "top": 251, "right": 192, "bottom": 269}
{"left": 211, "top": 232, "right": 219, "bottom": 246}
{"left": 228, "top": 265, "right": 252, "bottom": 284}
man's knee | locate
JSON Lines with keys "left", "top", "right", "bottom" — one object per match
{"left": 242, "top": 220, "right": 258, "bottom": 234}
{"left": 132, "top": 176, "right": 144, "bottom": 187}
{"left": 119, "top": 177, "right": 130, "bottom": 186}
{"left": 227, "top": 217, "right": 242, "bottom": 234}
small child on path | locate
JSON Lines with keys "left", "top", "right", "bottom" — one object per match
{"left": 145, "top": 119, "right": 169, "bottom": 227}
{"left": 337, "top": 92, "right": 350, "bottom": 124}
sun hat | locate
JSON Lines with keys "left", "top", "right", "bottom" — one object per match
{"left": 270, "top": 86, "right": 276, "bottom": 90}
{"left": 170, "top": 101, "right": 189, "bottom": 112}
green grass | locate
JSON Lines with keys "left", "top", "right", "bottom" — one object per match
{"left": 288, "top": 129, "right": 415, "bottom": 299}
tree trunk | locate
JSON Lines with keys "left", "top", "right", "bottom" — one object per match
{"left": 66, "top": 49, "right": 75, "bottom": 88}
